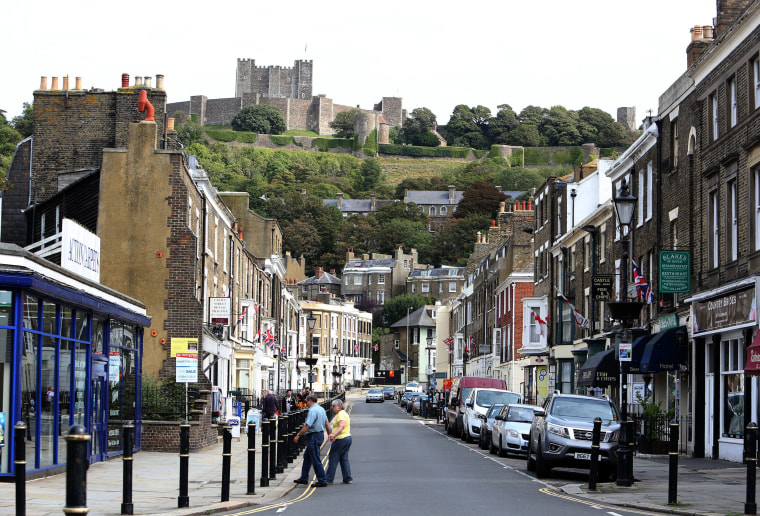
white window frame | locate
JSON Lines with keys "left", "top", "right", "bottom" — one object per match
{"left": 754, "top": 167, "right": 760, "bottom": 252}
{"left": 646, "top": 161, "right": 653, "bottom": 221}
{"left": 729, "top": 179, "right": 738, "bottom": 262}
{"left": 754, "top": 57, "right": 760, "bottom": 110}
{"left": 378, "top": 274, "right": 386, "bottom": 285}
{"left": 710, "top": 189, "right": 720, "bottom": 269}
{"left": 449, "top": 281, "right": 457, "bottom": 293}
{"left": 422, "top": 282, "right": 430, "bottom": 293}
{"left": 354, "top": 275, "right": 362, "bottom": 285}
{"left": 377, "top": 290, "right": 385, "bottom": 305}
{"left": 638, "top": 169, "right": 645, "bottom": 227}
{"left": 729, "top": 78, "right": 738, "bottom": 128}
{"left": 711, "top": 93, "right": 719, "bottom": 141}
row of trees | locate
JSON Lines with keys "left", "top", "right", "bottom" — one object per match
{"left": 0, "top": 103, "right": 33, "bottom": 184}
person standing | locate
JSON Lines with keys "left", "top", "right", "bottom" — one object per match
{"left": 293, "top": 394, "right": 330, "bottom": 487}
{"left": 285, "top": 389, "right": 296, "bottom": 413}
{"left": 262, "top": 390, "right": 279, "bottom": 419}
{"left": 326, "top": 399, "right": 352, "bottom": 484}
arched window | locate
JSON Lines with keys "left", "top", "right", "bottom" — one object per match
{"left": 430, "top": 206, "right": 436, "bottom": 215}
{"left": 441, "top": 206, "right": 447, "bottom": 215}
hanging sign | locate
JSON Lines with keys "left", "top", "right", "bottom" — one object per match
{"left": 659, "top": 250, "right": 691, "bottom": 293}
{"left": 209, "top": 297, "right": 231, "bottom": 326}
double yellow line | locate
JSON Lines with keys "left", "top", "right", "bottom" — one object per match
{"left": 231, "top": 401, "right": 353, "bottom": 514}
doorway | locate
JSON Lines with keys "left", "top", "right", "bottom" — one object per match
{"left": 90, "top": 361, "right": 107, "bottom": 464}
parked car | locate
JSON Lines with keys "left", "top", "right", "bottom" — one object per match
{"left": 528, "top": 394, "right": 620, "bottom": 480}
{"left": 477, "top": 403, "right": 505, "bottom": 450}
{"left": 462, "top": 388, "right": 521, "bottom": 443}
{"left": 405, "top": 382, "right": 423, "bottom": 393}
{"left": 445, "top": 376, "right": 507, "bottom": 439}
{"left": 407, "top": 392, "right": 425, "bottom": 413}
{"left": 400, "top": 391, "right": 414, "bottom": 408}
{"left": 490, "top": 404, "right": 543, "bottom": 457}
{"left": 365, "top": 388, "right": 384, "bottom": 403}
{"left": 382, "top": 386, "right": 396, "bottom": 399}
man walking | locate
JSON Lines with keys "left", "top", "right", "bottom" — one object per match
{"left": 262, "top": 390, "right": 279, "bottom": 420}
{"left": 293, "top": 394, "right": 330, "bottom": 487}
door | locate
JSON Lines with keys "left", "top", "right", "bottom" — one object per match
{"left": 705, "top": 373, "right": 714, "bottom": 458}
{"left": 90, "top": 361, "right": 107, "bottom": 464}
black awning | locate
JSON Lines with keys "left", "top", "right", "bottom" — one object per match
{"left": 577, "top": 348, "right": 618, "bottom": 387}
{"left": 623, "top": 333, "right": 654, "bottom": 374}
{"left": 639, "top": 326, "right": 687, "bottom": 373}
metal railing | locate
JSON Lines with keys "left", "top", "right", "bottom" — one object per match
{"left": 141, "top": 383, "right": 201, "bottom": 421}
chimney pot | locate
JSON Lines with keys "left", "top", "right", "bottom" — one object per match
{"left": 62, "top": 76, "right": 69, "bottom": 91}
{"left": 156, "top": 74, "right": 165, "bottom": 89}
{"left": 40, "top": 76, "right": 48, "bottom": 90}
{"left": 144, "top": 76, "right": 152, "bottom": 88}
{"left": 135, "top": 76, "right": 143, "bottom": 87}
{"left": 167, "top": 117, "right": 175, "bottom": 131}
{"left": 75, "top": 77, "right": 82, "bottom": 90}
{"left": 51, "top": 77, "right": 59, "bottom": 90}
{"left": 702, "top": 25, "right": 714, "bottom": 39}
{"left": 500, "top": 201, "right": 505, "bottom": 213}
{"left": 122, "top": 73, "right": 130, "bottom": 88}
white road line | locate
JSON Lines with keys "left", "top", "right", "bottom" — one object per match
{"left": 606, "top": 512, "right": 623, "bottom": 516}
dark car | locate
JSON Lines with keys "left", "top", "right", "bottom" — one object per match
{"left": 477, "top": 403, "right": 505, "bottom": 450}
{"left": 400, "top": 391, "right": 414, "bottom": 409}
{"left": 382, "top": 386, "right": 396, "bottom": 399}
{"left": 528, "top": 394, "right": 620, "bottom": 480}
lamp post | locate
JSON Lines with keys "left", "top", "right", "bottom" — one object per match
{"left": 426, "top": 335, "right": 435, "bottom": 391}
{"left": 332, "top": 345, "right": 343, "bottom": 393}
{"left": 611, "top": 177, "right": 638, "bottom": 488}
{"left": 405, "top": 306, "right": 411, "bottom": 385}
{"left": 306, "top": 314, "right": 316, "bottom": 393}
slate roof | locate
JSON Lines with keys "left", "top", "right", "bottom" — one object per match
{"left": 323, "top": 198, "right": 395, "bottom": 213}
{"left": 405, "top": 190, "right": 525, "bottom": 205}
{"left": 344, "top": 258, "right": 396, "bottom": 269}
{"left": 408, "top": 267, "right": 465, "bottom": 278}
{"left": 390, "top": 306, "right": 437, "bottom": 328}
{"left": 299, "top": 272, "right": 342, "bottom": 285}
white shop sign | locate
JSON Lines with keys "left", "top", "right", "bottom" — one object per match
{"left": 61, "top": 218, "right": 101, "bottom": 282}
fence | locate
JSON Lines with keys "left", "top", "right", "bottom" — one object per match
{"left": 632, "top": 413, "right": 691, "bottom": 454}
{"left": 142, "top": 383, "right": 201, "bottom": 421}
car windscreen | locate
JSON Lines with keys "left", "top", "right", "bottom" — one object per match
{"left": 507, "top": 407, "right": 535, "bottom": 422}
{"left": 486, "top": 404, "right": 504, "bottom": 418}
{"left": 551, "top": 398, "right": 618, "bottom": 422}
{"left": 476, "top": 390, "right": 520, "bottom": 408}
{"left": 369, "top": 389, "right": 382, "bottom": 394}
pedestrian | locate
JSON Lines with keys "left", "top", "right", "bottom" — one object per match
{"left": 296, "top": 392, "right": 306, "bottom": 409}
{"left": 326, "top": 398, "right": 352, "bottom": 484}
{"left": 262, "top": 390, "right": 279, "bottom": 419}
{"left": 285, "top": 389, "right": 296, "bottom": 413}
{"left": 45, "top": 387, "right": 54, "bottom": 411}
{"left": 293, "top": 394, "right": 330, "bottom": 487}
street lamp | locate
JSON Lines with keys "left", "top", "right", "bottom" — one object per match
{"left": 609, "top": 177, "right": 640, "bottom": 488}
{"left": 332, "top": 345, "right": 343, "bottom": 393}
{"left": 426, "top": 335, "right": 435, "bottom": 389}
{"left": 306, "top": 314, "right": 316, "bottom": 392}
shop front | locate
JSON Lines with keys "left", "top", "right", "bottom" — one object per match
{"left": 687, "top": 279, "right": 757, "bottom": 462}
{"left": 0, "top": 246, "right": 149, "bottom": 479}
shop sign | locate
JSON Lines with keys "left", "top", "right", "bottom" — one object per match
{"left": 659, "top": 250, "right": 691, "bottom": 293}
{"left": 619, "top": 343, "right": 632, "bottom": 361}
{"left": 592, "top": 275, "right": 613, "bottom": 301}
{"left": 61, "top": 218, "right": 100, "bottom": 283}
{"left": 109, "top": 351, "right": 120, "bottom": 382}
{"left": 209, "top": 297, "right": 231, "bottom": 325}
{"left": 693, "top": 287, "right": 756, "bottom": 334}
{"left": 658, "top": 313, "right": 678, "bottom": 330}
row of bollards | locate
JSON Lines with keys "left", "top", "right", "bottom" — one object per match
{"left": 11, "top": 393, "right": 345, "bottom": 515}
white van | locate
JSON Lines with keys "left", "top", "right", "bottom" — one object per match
{"left": 405, "top": 382, "right": 423, "bottom": 393}
{"left": 462, "top": 388, "right": 521, "bottom": 442}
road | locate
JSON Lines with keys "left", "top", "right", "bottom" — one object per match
{"left": 219, "top": 399, "right": 658, "bottom": 515}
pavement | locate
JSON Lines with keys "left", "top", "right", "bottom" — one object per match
{"left": 2, "top": 392, "right": 757, "bottom": 516}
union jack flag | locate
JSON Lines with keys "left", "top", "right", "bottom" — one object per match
{"left": 232, "top": 306, "right": 248, "bottom": 332}
{"left": 264, "top": 329, "right": 276, "bottom": 351}
{"left": 354, "top": 342, "right": 360, "bottom": 354}
{"left": 373, "top": 343, "right": 379, "bottom": 351}
{"left": 631, "top": 259, "right": 654, "bottom": 304}
{"left": 469, "top": 335, "right": 478, "bottom": 353}
{"left": 443, "top": 337, "right": 454, "bottom": 354}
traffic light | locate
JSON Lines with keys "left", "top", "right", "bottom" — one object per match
{"left": 361, "top": 363, "right": 366, "bottom": 374}
{"left": 341, "top": 366, "right": 346, "bottom": 374}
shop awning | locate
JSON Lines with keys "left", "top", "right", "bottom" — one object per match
{"left": 639, "top": 326, "right": 687, "bottom": 373}
{"left": 623, "top": 333, "right": 655, "bottom": 374}
{"left": 577, "top": 348, "right": 618, "bottom": 387}
{"left": 746, "top": 330, "right": 760, "bottom": 376}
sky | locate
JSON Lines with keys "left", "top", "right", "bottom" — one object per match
{"left": 2, "top": 0, "right": 718, "bottom": 125}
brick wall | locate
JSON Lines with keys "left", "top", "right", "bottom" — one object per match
{"left": 1, "top": 138, "right": 32, "bottom": 245}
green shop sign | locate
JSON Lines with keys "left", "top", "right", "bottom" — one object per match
{"left": 659, "top": 250, "right": 691, "bottom": 293}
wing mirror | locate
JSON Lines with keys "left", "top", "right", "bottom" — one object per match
{"left": 534, "top": 408, "right": 546, "bottom": 418}
{"left": 495, "top": 415, "right": 504, "bottom": 421}
{"left": 465, "top": 399, "right": 473, "bottom": 407}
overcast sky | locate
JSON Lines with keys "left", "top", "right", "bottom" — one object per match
{"left": 2, "top": 0, "right": 717, "bottom": 125}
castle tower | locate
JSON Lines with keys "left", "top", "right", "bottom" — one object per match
{"left": 235, "top": 58, "right": 313, "bottom": 99}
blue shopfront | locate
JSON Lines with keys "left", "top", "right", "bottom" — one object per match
{"left": 0, "top": 246, "right": 150, "bottom": 479}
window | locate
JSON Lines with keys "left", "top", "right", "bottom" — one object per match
{"left": 638, "top": 169, "right": 645, "bottom": 226}
{"left": 584, "top": 237, "right": 591, "bottom": 271}
{"left": 557, "top": 198, "right": 562, "bottom": 236}
{"left": 378, "top": 274, "right": 385, "bottom": 284}
{"left": 729, "top": 78, "right": 737, "bottom": 128}
{"left": 422, "top": 283, "right": 430, "bottom": 293}
{"left": 353, "top": 275, "right": 361, "bottom": 285}
{"left": 441, "top": 206, "right": 447, "bottom": 215}
{"left": 528, "top": 307, "right": 542, "bottom": 343}
{"left": 558, "top": 360, "right": 573, "bottom": 394}
{"left": 569, "top": 247, "right": 576, "bottom": 276}
{"left": 710, "top": 93, "right": 719, "bottom": 141}
{"left": 753, "top": 167, "right": 760, "bottom": 252}
{"left": 449, "top": 281, "right": 457, "bottom": 293}
{"left": 377, "top": 290, "right": 385, "bottom": 304}
{"left": 599, "top": 225, "right": 606, "bottom": 263}
{"left": 411, "top": 283, "right": 416, "bottom": 293}
{"left": 404, "top": 260, "right": 408, "bottom": 269}
{"left": 753, "top": 57, "right": 760, "bottom": 110}
{"left": 728, "top": 179, "right": 738, "bottom": 262}
{"left": 721, "top": 338, "right": 744, "bottom": 437}
{"left": 430, "top": 206, "right": 436, "bottom": 215}
{"left": 646, "top": 162, "right": 653, "bottom": 221}
{"left": 672, "top": 219, "right": 679, "bottom": 250}
{"left": 672, "top": 119, "right": 679, "bottom": 168}
{"left": 709, "top": 189, "right": 719, "bottom": 269}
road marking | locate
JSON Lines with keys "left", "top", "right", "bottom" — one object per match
{"left": 607, "top": 512, "right": 623, "bottom": 516}
{"left": 539, "top": 487, "right": 660, "bottom": 515}
{"left": 276, "top": 506, "right": 289, "bottom": 513}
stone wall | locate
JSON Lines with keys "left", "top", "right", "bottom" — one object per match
{"left": 205, "top": 97, "right": 244, "bottom": 126}
{"left": 1, "top": 138, "right": 32, "bottom": 246}
{"left": 235, "top": 59, "right": 312, "bottom": 100}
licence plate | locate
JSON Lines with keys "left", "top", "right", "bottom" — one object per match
{"left": 575, "top": 452, "right": 600, "bottom": 460}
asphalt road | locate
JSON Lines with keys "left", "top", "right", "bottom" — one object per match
{"left": 219, "top": 399, "right": 658, "bottom": 515}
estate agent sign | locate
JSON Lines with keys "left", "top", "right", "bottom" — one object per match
{"left": 659, "top": 250, "right": 691, "bottom": 293}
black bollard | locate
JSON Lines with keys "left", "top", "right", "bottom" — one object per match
{"left": 588, "top": 417, "right": 602, "bottom": 491}
{"left": 178, "top": 421, "right": 190, "bottom": 508}
{"left": 121, "top": 422, "right": 135, "bottom": 515}
{"left": 616, "top": 421, "right": 633, "bottom": 487}
{"left": 280, "top": 414, "right": 288, "bottom": 471}
{"left": 276, "top": 414, "right": 285, "bottom": 474}
{"left": 221, "top": 424, "right": 232, "bottom": 502}
{"left": 668, "top": 420, "right": 679, "bottom": 505}
{"left": 269, "top": 416, "right": 277, "bottom": 479}
{"left": 747, "top": 422, "right": 758, "bottom": 515}
{"left": 287, "top": 413, "right": 295, "bottom": 464}
{"left": 64, "top": 424, "right": 91, "bottom": 514}
{"left": 14, "top": 422, "right": 26, "bottom": 516}
{"left": 246, "top": 422, "right": 256, "bottom": 495}
{"left": 260, "top": 419, "right": 270, "bottom": 487}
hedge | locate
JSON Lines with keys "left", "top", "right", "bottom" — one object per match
{"left": 269, "top": 135, "right": 295, "bottom": 146}
{"left": 205, "top": 129, "right": 257, "bottom": 143}
{"left": 363, "top": 128, "right": 378, "bottom": 156}
{"left": 312, "top": 138, "right": 354, "bottom": 152}
{"left": 509, "top": 148, "right": 525, "bottom": 167}
{"left": 473, "top": 149, "right": 488, "bottom": 159}
{"left": 378, "top": 144, "right": 470, "bottom": 158}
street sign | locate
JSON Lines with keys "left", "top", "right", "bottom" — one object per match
{"left": 592, "top": 275, "right": 613, "bottom": 301}
{"left": 485, "top": 360, "right": 493, "bottom": 366}
{"left": 434, "top": 372, "right": 447, "bottom": 379}
{"left": 659, "top": 250, "right": 691, "bottom": 293}
{"left": 209, "top": 297, "right": 231, "bottom": 325}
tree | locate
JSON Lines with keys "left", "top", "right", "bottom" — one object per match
{"left": 453, "top": 181, "right": 507, "bottom": 219}
{"left": 421, "top": 214, "right": 491, "bottom": 267}
{"left": 176, "top": 119, "right": 204, "bottom": 146}
{"left": 231, "top": 104, "right": 286, "bottom": 134}
{"left": 381, "top": 294, "right": 436, "bottom": 327}
{"left": 329, "top": 108, "right": 361, "bottom": 138}
{"left": 358, "top": 158, "right": 383, "bottom": 191}
{"left": 11, "top": 102, "right": 34, "bottom": 138}
{"left": 488, "top": 105, "right": 519, "bottom": 144}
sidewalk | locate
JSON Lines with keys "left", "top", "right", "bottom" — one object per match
{"left": 562, "top": 455, "right": 752, "bottom": 516}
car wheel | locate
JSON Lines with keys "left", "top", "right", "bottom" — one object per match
{"left": 535, "top": 440, "right": 551, "bottom": 479}
{"left": 459, "top": 422, "right": 467, "bottom": 441}
{"left": 498, "top": 437, "right": 506, "bottom": 458}
{"left": 526, "top": 440, "right": 536, "bottom": 472}
{"left": 489, "top": 438, "right": 497, "bottom": 455}
{"left": 445, "top": 419, "right": 451, "bottom": 435}
{"left": 464, "top": 426, "right": 473, "bottom": 443}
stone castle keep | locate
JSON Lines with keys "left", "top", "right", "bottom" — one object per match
{"left": 166, "top": 59, "right": 405, "bottom": 135}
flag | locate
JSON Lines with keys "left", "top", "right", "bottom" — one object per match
{"left": 232, "top": 306, "right": 248, "bottom": 332}
{"left": 631, "top": 259, "right": 654, "bottom": 304}
{"left": 354, "top": 342, "right": 359, "bottom": 354}
{"left": 252, "top": 329, "right": 260, "bottom": 342}
{"left": 280, "top": 344, "right": 287, "bottom": 358}
{"left": 264, "top": 329, "right": 275, "bottom": 351}
{"left": 555, "top": 288, "right": 590, "bottom": 329}
{"left": 469, "top": 335, "right": 478, "bottom": 353}
{"left": 373, "top": 343, "right": 379, "bottom": 351}
{"left": 532, "top": 310, "right": 547, "bottom": 336}
{"left": 444, "top": 337, "right": 454, "bottom": 354}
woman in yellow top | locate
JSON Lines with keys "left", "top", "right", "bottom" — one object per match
{"left": 326, "top": 398, "right": 352, "bottom": 484}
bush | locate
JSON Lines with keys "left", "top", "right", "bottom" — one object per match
{"left": 473, "top": 149, "right": 488, "bottom": 159}
{"left": 205, "top": 129, "right": 257, "bottom": 143}
{"left": 269, "top": 135, "right": 295, "bottom": 146}
{"left": 363, "top": 129, "right": 378, "bottom": 156}
{"left": 231, "top": 105, "right": 286, "bottom": 134}
{"left": 312, "top": 138, "right": 354, "bottom": 152}
{"left": 378, "top": 144, "right": 470, "bottom": 159}
{"left": 509, "top": 148, "right": 524, "bottom": 167}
